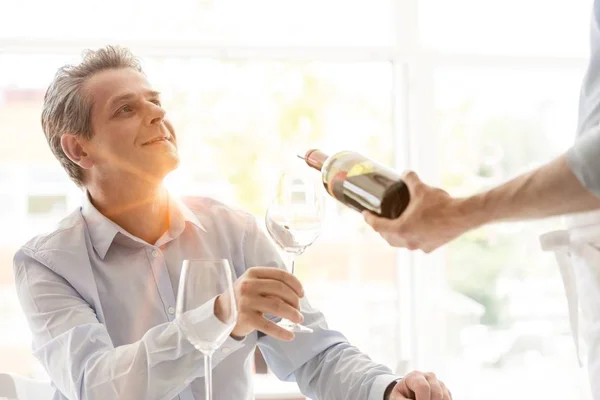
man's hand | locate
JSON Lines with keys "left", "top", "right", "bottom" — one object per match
{"left": 215, "top": 267, "right": 305, "bottom": 341}
{"left": 363, "top": 171, "right": 477, "bottom": 253}
{"left": 388, "top": 371, "right": 452, "bottom": 400}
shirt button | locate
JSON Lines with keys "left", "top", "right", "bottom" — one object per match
{"left": 168, "top": 307, "right": 175, "bottom": 315}
{"left": 151, "top": 250, "right": 159, "bottom": 258}
{"left": 221, "top": 347, "right": 231, "bottom": 354}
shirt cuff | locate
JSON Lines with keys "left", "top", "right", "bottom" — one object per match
{"left": 176, "top": 296, "right": 246, "bottom": 362}
{"left": 368, "top": 374, "right": 401, "bottom": 400}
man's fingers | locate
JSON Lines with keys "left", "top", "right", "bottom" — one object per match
{"left": 402, "top": 170, "right": 421, "bottom": 187}
{"left": 390, "top": 382, "right": 413, "bottom": 400}
{"left": 395, "top": 372, "right": 451, "bottom": 400}
{"left": 440, "top": 382, "right": 452, "bottom": 400}
{"left": 246, "top": 267, "right": 304, "bottom": 298}
{"left": 405, "top": 373, "right": 431, "bottom": 400}
{"left": 248, "top": 313, "right": 295, "bottom": 341}
{"left": 424, "top": 373, "right": 443, "bottom": 400}
{"left": 390, "top": 387, "right": 411, "bottom": 400}
{"left": 240, "top": 278, "right": 301, "bottom": 309}
{"left": 362, "top": 211, "right": 396, "bottom": 232}
{"left": 248, "top": 296, "right": 304, "bottom": 324}
{"left": 381, "top": 232, "right": 409, "bottom": 248}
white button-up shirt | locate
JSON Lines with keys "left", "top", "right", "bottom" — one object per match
{"left": 13, "top": 193, "right": 398, "bottom": 400}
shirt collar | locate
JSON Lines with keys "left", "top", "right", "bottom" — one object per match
{"left": 163, "top": 196, "right": 207, "bottom": 244}
{"left": 81, "top": 193, "right": 121, "bottom": 259}
{"left": 81, "top": 192, "right": 206, "bottom": 260}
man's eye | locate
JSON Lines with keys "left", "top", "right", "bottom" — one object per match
{"left": 115, "top": 105, "right": 133, "bottom": 116}
{"left": 151, "top": 99, "right": 162, "bottom": 107}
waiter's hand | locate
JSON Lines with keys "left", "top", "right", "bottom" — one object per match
{"left": 363, "top": 171, "right": 475, "bottom": 253}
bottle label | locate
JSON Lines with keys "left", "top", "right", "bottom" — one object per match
{"left": 346, "top": 161, "right": 375, "bottom": 178}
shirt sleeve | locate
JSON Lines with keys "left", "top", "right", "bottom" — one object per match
{"left": 13, "top": 249, "right": 246, "bottom": 400}
{"left": 568, "top": 2, "right": 600, "bottom": 197}
{"left": 568, "top": 125, "right": 600, "bottom": 197}
{"left": 241, "top": 214, "right": 399, "bottom": 400}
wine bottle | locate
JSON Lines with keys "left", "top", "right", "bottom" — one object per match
{"left": 300, "top": 149, "right": 410, "bottom": 219}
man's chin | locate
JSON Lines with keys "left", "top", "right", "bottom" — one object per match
{"left": 138, "top": 156, "right": 180, "bottom": 185}
{"left": 157, "top": 158, "right": 180, "bottom": 181}
{"left": 167, "top": 155, "right": 180, "bottom": 173}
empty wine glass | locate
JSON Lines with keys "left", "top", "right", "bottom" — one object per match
{"left": 176, "top": 259, "right": 237, "bottom": 400}
{"left": 265, "top": 168, "right": 323, "bottom": 333}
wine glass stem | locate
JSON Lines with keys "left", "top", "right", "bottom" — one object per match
{"left": 204, "top": 352, "right": 214, "bottom": 400}
{"left": 289, "top": 254, "right": 296, "bottom": 275}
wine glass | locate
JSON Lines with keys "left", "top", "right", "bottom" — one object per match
{"left": 265, "top": 168, "right": 323, "bottom": 333}
{"left": 175, "top": 259, "right": 237, "bottom": 400}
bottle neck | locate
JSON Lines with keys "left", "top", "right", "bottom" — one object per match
{"left": 304, "top": 149, "right": 329, "bottom": 171}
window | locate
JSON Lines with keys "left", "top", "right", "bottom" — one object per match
{"left": 419, "top": 0, "right": 592, "bottom": 57}
{"left": 27, "top": 195, "right": 68, "bottom": 215}
{"left": 0, "top": 0, "right": 395, "bottom": 46}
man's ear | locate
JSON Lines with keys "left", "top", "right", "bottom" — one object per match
{"left": 61, "top": 134, "right": 93, "bottom": 169}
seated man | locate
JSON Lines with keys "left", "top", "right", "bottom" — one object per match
{"left": 13, "top": 46, "right": 451, "bottom": 400}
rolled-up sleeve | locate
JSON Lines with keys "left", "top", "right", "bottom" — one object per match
{"left": 568, "top": 2, "right": 600, "bottom": 198}
{"left": 241, "top": 214, "right": 399, "bottom": 400}
{"left": 13, "top": 249, "right": 245, "bottom": 400}
{"left": 568, "top": 125, "right": 600, "bottom": 197}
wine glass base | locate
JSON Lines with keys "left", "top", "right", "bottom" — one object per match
{"left": 277, "top": 319, "right": 314, "bottom": 333}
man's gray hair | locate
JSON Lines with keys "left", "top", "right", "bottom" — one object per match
{"left": 41, "top": 45, "right": 142, "bottom": 187}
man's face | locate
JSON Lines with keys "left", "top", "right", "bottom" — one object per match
{"left": 83, "top": 68, "right": 179, "bottom": 184}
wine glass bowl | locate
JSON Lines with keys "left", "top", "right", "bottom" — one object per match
{"left": 265, "top": 207, "right": 322, "bottom": 255}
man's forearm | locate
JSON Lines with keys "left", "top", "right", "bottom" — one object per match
{"left": 461, "top": 154, "right": 600, "bottom": 226}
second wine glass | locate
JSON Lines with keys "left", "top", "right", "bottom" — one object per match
{"left": 265, "top": 168, "right": 323, "bottom": 333}
{"left": 175, "top": 259, "right": 237, "bottom": 400}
